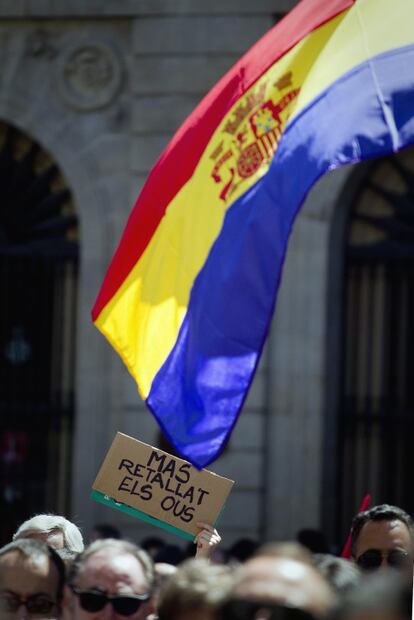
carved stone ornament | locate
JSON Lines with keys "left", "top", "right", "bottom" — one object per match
{"left": 57, "top": 41, "right": 122, "bottom": 111}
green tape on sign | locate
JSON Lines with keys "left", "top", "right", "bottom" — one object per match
{"left": 91, "top": 490, "right": 195, "bottom": 541}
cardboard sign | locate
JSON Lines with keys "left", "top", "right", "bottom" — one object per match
{"left": 92, "top": 432, "right": 234, "bottom": 540}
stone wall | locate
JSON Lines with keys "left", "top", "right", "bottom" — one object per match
{"left": 0, "top": 0, "right": 351, "bottom": 547}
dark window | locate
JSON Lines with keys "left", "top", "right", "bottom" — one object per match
{"left": 0, "top": 122, "right": 78, "bottom": 544}
{"left": 327, "top": 149, "right": 414, "bottom": 544}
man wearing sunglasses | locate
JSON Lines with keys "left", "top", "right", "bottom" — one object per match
{"left": 0, "top": 538, "right": 65, "bottom": 619}
{"left": 63, "top": 539, "right": 155, "bottom": 620}
{"left": 350, "top": 504, "right": 414, "bottom": 581}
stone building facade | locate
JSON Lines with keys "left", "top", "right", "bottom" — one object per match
{"left": 1, "top": 0, "right": 412, "bottom": 548}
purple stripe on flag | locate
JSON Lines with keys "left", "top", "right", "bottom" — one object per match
{"left": 147, "top": 44, "right": 414, "bottom": 468}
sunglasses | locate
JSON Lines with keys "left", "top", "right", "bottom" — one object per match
{"left": 219, "top": 599, "right": 316, "bottom": 620}
{"left": 0, "top": 592, "right": 56, "bottom": 614}
{"left": 70, "top": 586, "right": 150, "bottom": 616}
{"left": 356, "top": 549, "right": 411, "bottom": 571}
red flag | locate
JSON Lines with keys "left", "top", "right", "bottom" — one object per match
{"left": 341, "top": 494, "right": 371, "bottom": 559}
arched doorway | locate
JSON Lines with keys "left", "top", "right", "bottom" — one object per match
{"left": 0, "top": 121, "right": 78, "bottom": 543}
{"left": 327, "top": 148, "right": 414, "bottom": 543}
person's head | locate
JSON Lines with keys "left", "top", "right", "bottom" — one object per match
{"left": 0, "top": 538, "right": 65, "bottom": 619}
{"left": 89, "top": 525, "right": 121, "bottom": 543}
{"left": 254, "top": 542, "right": 314, "bottom": 564}
{"left": 227, "top": 539, "right": 259, "bottom": 565}
{"left": 13, "top": 514, "right": 84, "bottom": 562}
{"left": 297, "top": 530, "right": 329, "bottom": 555}
{"left": 140, "top": 537, "right": 165, "bottom": 561}
{"left": 224, "top": 547, "right": 335, "bottom": 620}
{"left": 63, "top": 539, "right": 155, "bottom": 620}
{"left": 313, "top": 555, "right": 360, "bottom": 596}
{"left": 154, "top": 544, "right": 184, "bottom": 566}
{"left": 145, "top": 563, "right": 177, "bottom": 620}
{"left": 158, "top": 559, "right": 233, "bottom": 620}
{"left": 331, "top": 571, "right": 412, "bottom": 620}
{"left": 152, "top": 563, "right": 176, "bottom": 597}
{"left": 350, "top": 504, "right": 414, "bottom": 577}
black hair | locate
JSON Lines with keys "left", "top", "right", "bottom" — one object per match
{"left": 141, "top": 536, "right": 165, "bottom": 552}
{"left": 297, "top": 529, "right": 329, "bottom": 554}
{"left": 92, "top": 524, "right": 121, "bottom": 539}
{"left": 228, "top": 538, "right": 259, "bottom": 563}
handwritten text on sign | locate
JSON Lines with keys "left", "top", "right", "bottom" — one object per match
{"left": 92, "top": 433, "right": 234, "bottom": 537}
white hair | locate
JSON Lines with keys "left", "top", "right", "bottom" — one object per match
{"left": 13, "top": 514, "right": 84, "bottom": 554}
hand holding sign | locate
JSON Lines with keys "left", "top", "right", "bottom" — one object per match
{"left": 194, "top": 522, "right": 222, "bottom": 559}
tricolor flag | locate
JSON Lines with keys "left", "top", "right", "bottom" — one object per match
{"left": 93, "top": 0, "right": 414, "bottom": 468}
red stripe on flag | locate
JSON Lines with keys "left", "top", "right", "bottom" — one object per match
{"left": 341, "top": 493, "right": 372, "bottom": 559}
{"left": 92, "top": 0, "right": 354, "bottom": 320}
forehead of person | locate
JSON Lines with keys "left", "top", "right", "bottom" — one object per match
{"left": 231, "top": 556, "right": 334, "bottom": 617}
{"left": 75, "top": 548, "right": 149, "bottom": 594}
{"left": 0, "top": 549, "right": 60, "bottom": 613}
{"left": 66, "top": 547, "right": 151, "bottom": 620}
{"left": 354, "top": 519, "right": 412, "bottom": 557}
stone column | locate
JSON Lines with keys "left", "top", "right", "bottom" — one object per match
{"left": 264, "top": 167, "right": 352, "bottom": 540}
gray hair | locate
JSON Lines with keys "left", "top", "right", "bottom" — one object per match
{"left": 13, "top": 514, "right": 84, "bottom": 555}
{"left": 313, "top": 554, "right": 360, "bottom": 596}
{"left": 0, "top": 538, "right": 66, "bottom": 599}
{"left": 68, "top": 538, "right": 155, "bottom": 592}
{"left": 158, "top": 559, "right": 233, "bottom": 620}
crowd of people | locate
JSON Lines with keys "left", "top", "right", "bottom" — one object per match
{"left": 0, "top": 504, "right": 412, "bottom": 619}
